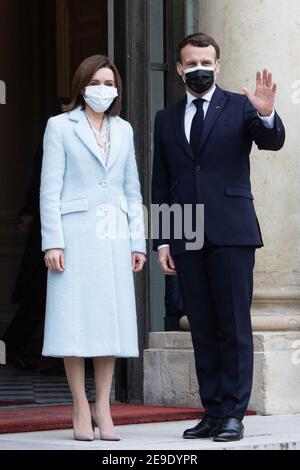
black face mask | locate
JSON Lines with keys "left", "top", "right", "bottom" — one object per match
{"left": 182, "top": 67, "right": 215, "bottom": 95}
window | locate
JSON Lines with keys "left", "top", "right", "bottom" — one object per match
{"left": 186, "top": 0, "right": 199, "bottom": 34}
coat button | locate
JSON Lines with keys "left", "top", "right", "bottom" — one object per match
{"left": 195, "top": 165, "right": 201, "bottom": 171}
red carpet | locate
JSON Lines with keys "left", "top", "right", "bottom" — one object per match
{"left": 0, "top": 401, "right": 35, "bottom": 407}
{"left": 0, "top": 404, "right": 256, "bottom": 434}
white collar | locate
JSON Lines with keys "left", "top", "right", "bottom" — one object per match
{"left": 186, "top": 84, "right": 216, "bottom": 108}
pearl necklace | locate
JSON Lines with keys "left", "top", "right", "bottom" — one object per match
{"left": 84, "top": 111, "right": 110, "bottom": 165}
{"left": 84, "top": 111, "right": 104, "bottom": 145}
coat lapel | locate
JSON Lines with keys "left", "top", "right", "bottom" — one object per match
{"left": 69, "top": 107, "right": 123, "bottom": 172}
{"left": 173, "top": 85, "right": 228, "bottom": 161}
{"left": 195, "top": 85, "right": 228, "bottom": 159}
{"left": 106, "top": 116, "right": 124, "bottom": 172}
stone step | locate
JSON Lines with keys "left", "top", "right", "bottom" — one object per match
{"left": 0, "top": 414, "right": 299, "bottom": 450}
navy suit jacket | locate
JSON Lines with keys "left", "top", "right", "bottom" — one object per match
{"left": 151, "top": 85, "right": 285, "bottom": 257}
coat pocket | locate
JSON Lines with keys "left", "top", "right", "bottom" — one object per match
{"left": 119, "top": 195, "right": 129, "bottom": 213}
{"left": 60, "top": 198, "right": 89, "bottom": 214}
{"left": 225, "top": 186, "right": 254, "bottom": 200}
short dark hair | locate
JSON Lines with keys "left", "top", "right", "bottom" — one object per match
{"left": 62, "top": 55, "right": 122, "bottom": 116}
{"left": 176, "top": 32, "right": 220, "bottom": 63}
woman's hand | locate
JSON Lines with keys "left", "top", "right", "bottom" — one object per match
{"left": 44, "top": 248, "right": 65, "bottom": 272}
{"left": 131, "top": 252, "right": 146, "bottom": 272}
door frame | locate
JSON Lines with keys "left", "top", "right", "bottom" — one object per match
{"left": 55, "top": 0, "right": 71, "bottom": 98}
{"left": 56, "top": 0, "right": 188, "bottom": 402}
{"left": 113, "top": 0, "right": 187, "bottom": 402}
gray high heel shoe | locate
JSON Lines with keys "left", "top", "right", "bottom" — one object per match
{"left": 72, "top": 410, "right": 95, "bottom": 441}
{"left": 90, "top": 403, "right": 121, "bottom": 441}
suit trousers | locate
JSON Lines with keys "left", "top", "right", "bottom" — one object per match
{"left": 173, "top": 235, "right": 255, "bottom": 419}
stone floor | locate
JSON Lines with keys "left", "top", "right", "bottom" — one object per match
{"left": 0, "top": 414, "right": 299, "bottom": 450}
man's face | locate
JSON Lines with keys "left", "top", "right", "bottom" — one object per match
{"left": 177, "top": 44, "right": 220, "bottom": 95}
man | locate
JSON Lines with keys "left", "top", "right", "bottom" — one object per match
{"left": 151, "top": 33, "right": 285, "bottom": 442}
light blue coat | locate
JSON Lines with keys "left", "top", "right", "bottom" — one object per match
{"left": 40, "top": 106, "right": 147, "bottom": 357}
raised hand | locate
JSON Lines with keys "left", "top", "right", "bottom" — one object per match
{"left": 242, "top": 68, "right": 277, "bottom": 116}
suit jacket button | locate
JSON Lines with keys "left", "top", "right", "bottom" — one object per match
{"left": 195, "top": 166, "right": 201, "bottom": 171}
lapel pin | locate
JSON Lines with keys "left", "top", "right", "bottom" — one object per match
{"left": 216, "top": 106, "right": 221, "bottom": 109}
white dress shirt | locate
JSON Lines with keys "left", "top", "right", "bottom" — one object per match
{"left": 157, "top": 86, "right": 275, "bottom": 251}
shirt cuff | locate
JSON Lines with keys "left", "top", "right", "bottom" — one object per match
{"left": 257, "top": 109, "right": 275, "bottom": 128}
{"left": 157, "top": 244, "right": 170, "bottom": 250}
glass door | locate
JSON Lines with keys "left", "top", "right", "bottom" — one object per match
{"left": 149, "top": 0, "right": 167, "bottom": 332}
{"left": 149, "top": 0, "right": 199, "bottom": 332}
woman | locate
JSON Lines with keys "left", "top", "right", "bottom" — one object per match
{"left": 39, "top": 55, "right": 147, "bottom": 441}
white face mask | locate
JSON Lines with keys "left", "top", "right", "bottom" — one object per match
{"left": 83, "top": 84, "right": 118, "bottom": 113}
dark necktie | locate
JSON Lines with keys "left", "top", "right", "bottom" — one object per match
{"left": 190, "top": 98, "right": 205, "bottom": 157}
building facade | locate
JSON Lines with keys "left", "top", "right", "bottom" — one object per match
{"left": 0, "top": 0, "right": 299, "bottom": 413}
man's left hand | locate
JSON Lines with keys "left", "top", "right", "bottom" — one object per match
{"left": 242, "top": 68, "right": 277, "bottom": 117}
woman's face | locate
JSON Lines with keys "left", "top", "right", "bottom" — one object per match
{"left": 87, "top": 67, "right": 116, "bottom": 88}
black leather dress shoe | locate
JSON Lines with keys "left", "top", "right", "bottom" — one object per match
{"left": 213, "top": 417, "right": 244, "bottom": 442}
{"left": 183, "top": 415, "right": 223, "bottom": 439}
